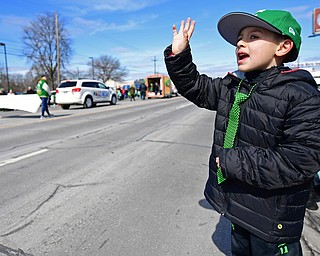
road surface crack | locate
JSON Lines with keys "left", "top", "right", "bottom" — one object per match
{"left": 0, "top": 186, "right": 60, "bottom": 238}
{"left": 27, "top": 185, "right": 61, "bottom": 217}
{"left": 0, "top": 244, "right": 33, "bottom": 256}
{"left": 0, "top": 220, "right": 34, "bottom": 238}
{"left": 301, "top": 234, "right": 320, "bottom": 256}
{"left": 1, "top": 182, "right": 102, "bottom": 238}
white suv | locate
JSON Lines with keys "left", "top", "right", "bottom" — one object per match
{"left": 56, "top": 79, "right": 117, "bottom": 109}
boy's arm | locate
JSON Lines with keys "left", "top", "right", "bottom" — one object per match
{"left": 164, "top": 45, "right": 221, "bottom": 110}
{"left": 219, "top": 96, "right": 320, "bottom": 189}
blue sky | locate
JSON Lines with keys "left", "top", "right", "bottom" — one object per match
{"left": 0, "top": 0, "right": 319, "bottom": 81}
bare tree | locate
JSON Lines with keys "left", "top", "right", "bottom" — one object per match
{"left": 90, "top": 55, "right": 128, "bottom": 82}
{"left": 22, "top": 12, "right": 72, "bottom": 89}
{"left": 64, "top": 68, "right": 88, "bottom": 80}
{"left": 134, "top": 78, "right": 145, "bottom": 85}
{"left": 1, "top": 72, "right": 38, "bottom": 93}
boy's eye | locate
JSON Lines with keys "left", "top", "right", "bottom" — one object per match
{"left": 237, "top": 34, "right": 259, "bottom": 42}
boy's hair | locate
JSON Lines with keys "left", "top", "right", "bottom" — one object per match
{"left": 217, "top": 10, "right": 301, "bottom": 62}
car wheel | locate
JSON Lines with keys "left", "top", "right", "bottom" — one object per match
{"left": 83, "top": 96, "right": 94, "bottom": 108}
{"left": 110, "top": 95, "right": 117, "bottom": 105}
{"left": 61, "top": 104, "right": 70, "bottom": 110}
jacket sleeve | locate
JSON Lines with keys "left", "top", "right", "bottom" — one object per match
{"left": 220, "top": 95, "right": 320, "bottom": 190}
{"left": 164, "top": 45, "right": 222, "bottom": 111}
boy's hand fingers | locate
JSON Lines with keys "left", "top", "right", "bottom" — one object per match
{"left": 172, "top": 24, "right": 177, "bottom": 36}
{"left": 185, "top": 17, "right": 191, "bottom": 31}
{"left": 183, "top": 19, "right": 196, "bottom": 41}
{"left": 179, "top": 20, "right": 185, "bottom": 34}
{"left": 189, "top": 20, "right": 196, "bottom": 37}
{"left": 216, "top": 157, "right": 220, "bottom": 168}
{"left": 171, "top": 18, "right": 196, "bottom": 55}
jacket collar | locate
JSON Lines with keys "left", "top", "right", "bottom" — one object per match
{"left": 244, "top": 66, "right": 287, "bottom": 83}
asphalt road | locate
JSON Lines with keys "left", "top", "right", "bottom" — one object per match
{"left": 1, "top": 97, "right": 319, "bottom": 256}
{"left": 0, "top": 97, "right": 231, "bottom": 256}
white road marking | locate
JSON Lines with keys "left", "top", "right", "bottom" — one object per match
{"left": 0, "top": 149, "right": 49, "bottom": 167}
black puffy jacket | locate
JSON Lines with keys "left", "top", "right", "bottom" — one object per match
{"left": 164, "top": 45, "right": 320, "bottom": 243}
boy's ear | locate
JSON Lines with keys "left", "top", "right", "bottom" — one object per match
{"left": 276, "top": 39, "right": 294, "bottom": 58}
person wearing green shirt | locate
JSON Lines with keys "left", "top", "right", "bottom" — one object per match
{"left": 36, "top": 74, "right": 52, "bottom": 119}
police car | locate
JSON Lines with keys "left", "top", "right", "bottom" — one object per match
{"left": 55, "top": 79, "right": 117, "bottom": 109}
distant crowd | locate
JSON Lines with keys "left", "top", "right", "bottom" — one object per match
{"left": 0, "top": 86, "right": 36, "bottom": 95}
{"left": 116, "top": 83, "right": 147, "bottom": 101}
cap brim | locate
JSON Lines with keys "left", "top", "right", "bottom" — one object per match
{"left": 217, "top": 12, "right": 281, "bottom": 46}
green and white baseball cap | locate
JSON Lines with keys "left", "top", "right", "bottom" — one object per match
{"left": 217, "top": 10, "right": 301, "bottom": 62}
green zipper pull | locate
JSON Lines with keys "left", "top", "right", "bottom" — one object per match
{"left": 217, "top": 167, "right": 227, "bottom": 184}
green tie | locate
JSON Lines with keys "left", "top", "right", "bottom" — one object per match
{"left": 217, "top": 80, "right": 256, "bottom": 184}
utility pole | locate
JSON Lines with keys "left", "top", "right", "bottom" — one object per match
{"left": 89, "top": 57, "right": 94, "bottom": 79}
{"left": 0, "top": 42, "right": 9, "bottom": 92}
{"left": 152, "top": 56, "right": 157, "bottom": 74}
{"left": 55, "top": 12, "right": 60, "bottom": 88}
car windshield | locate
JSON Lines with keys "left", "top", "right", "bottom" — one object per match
{"left": 58, "top": 81, "right": 77, "bottom": 88}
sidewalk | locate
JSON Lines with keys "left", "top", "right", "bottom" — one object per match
{"left": 302, "top": 189, "right": 320, "bottom": 256}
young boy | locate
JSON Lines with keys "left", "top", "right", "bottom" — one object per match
{"left": 164, "top": 10, "right": 320, "bottom": 256}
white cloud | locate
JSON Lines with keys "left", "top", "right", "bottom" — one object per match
{"left": 62, "top": 0, "right": 169, "bottom": 13}
{"left": 72, "top": 17, "right": 138, "bottom": 34}
{"left": 93, "top": 1, "right": 151, "bottom": 12}
{"left": 0, "top": 15, "right": 31, "bottom": 26}
{"left": 286, "top": 5, "right": 313, "bottom": 19}
{"left": 286, "top": 5, "right": 309, "bottom": 13}
{"left": 0, "top": 15, "right": 31, "bottom": 34}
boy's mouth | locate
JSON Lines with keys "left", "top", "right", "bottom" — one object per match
{"left": 238, "top": 52, "right": 249, "bottom": 60}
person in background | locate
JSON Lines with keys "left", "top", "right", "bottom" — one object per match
{"left": 7, "top": 89, "right": 15, "bottom": 95}
{"left": 154, "top": 82, "right": 159, "bottom": 95}
{"left": 164, "top": 10, "right": 320, "bottom": 256}
{"left": 129, "top": 85, "right": 136, "bottom": 101}
{"left": 117, "top": 88, "right": 122, "bottom": 100}
{"left": 140, "top": 83, "right": 147, "bottom": 100}
{"left": 149, "top": 83, "right": 154, "bottom": 93}
{"left": 120, "top": 87, "right": 125, "bottom": 100}
{"left": 26, "top": 86, "right": 36, "bottom": 94}
{"left": 36, "top": 74, "right": 52, "bottom": 119}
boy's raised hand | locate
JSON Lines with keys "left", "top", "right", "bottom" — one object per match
{"left": 172, "top": 17, "right": 196, "bottom": 55}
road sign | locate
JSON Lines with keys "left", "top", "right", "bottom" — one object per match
{"left": 313, "top": 8, "right": 320, "bottom": 34}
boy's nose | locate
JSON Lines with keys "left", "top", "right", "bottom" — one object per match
{"left": 236, "top": 39, "right": 245, "bottom": 48}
